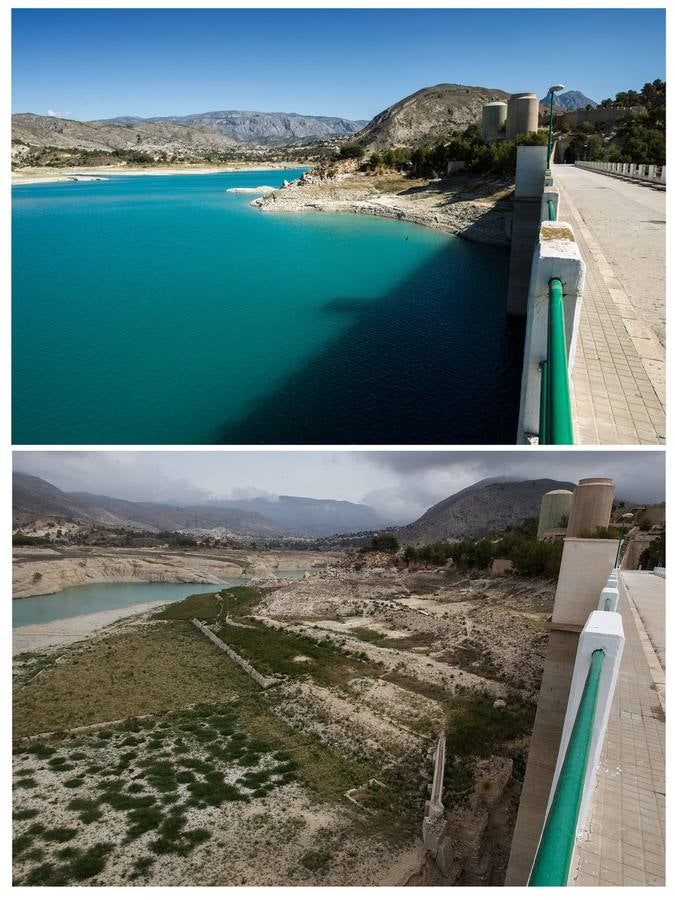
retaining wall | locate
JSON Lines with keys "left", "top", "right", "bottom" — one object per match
{"left": 192, "top": 619, "right": 278, "bottom": 688}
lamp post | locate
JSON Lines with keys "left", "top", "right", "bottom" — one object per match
{"left": 614, "top": 512, "right": 634, "bottom": 568}
{"left": 546, "top": 84, "right": 565, "bottom": 171}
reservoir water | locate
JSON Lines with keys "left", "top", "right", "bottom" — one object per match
{"left": 13, "top": 169, "right": 523, "bottom": 443}
{"left": 12, "top": 581, "right": 243, "bottom": 628}
{"left": 13, "top": 571, "right": 307, "bottom": 628}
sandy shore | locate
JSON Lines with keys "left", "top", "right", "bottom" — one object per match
{"left": 12, "top": 599, "right": 168, "bottom": 656}
{"left": 12, "top": 162, "right": 307, "bottom": 186}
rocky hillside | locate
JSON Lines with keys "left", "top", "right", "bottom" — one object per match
{"left": 397, "top": 478, "right": 575, "bottom": 545}
{"left": 356, "top": 83, "right": 510, "bottom": 149}
{"left": 113, "top": 110, "right": 368, "bottom": 144}
{"left": 13, "top": 473, "right": 285, "bottom": 536}
{"left": 12, "top": 113, "right": 237, "bottom": 154}
{"left": 13, "top": 473, "right": 382, "bottom": 538}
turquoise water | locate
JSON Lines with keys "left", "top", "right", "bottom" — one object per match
{"left": 13, "top": 570, "right": 306, "bottom": 628}
{"left": 12, "top": 580, "right": 241, "bottom": 628}
{"left": 12, "top": 169, "right": 523, "bottom": 443}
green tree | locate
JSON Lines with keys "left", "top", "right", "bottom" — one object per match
{"left": 339, "top": 142, "right": 365, "bottom": 160}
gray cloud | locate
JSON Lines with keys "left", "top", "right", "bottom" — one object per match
{"left": 12, "top": 449, "right": 665, "bottom": 526}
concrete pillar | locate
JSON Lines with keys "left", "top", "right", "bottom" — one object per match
{"left": 516, "top": 221, "right": 586, "bottom": 443}
{"left": 552, "top": 538, "right": 620, "bottom": 627}
{"left": 506, "top": 145, "right": 549, "bottom": 317}
{"left": 537, "top": 490, "right": 573, "bottom": 539}
{"left": 566, "top": 477, "right": 614, "bottom": 537}
{"left": 540, "top": 188, "right": 559, "bottom": 222}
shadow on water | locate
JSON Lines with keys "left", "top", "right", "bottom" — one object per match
{"left": 215, "top": 233, "right": 524, "bottom": 444}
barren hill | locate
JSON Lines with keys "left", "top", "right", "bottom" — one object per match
{"left": 12, "top": 113, "right": 237, "bottom": 155}
{"left": 397, "top": 478, "right": 575, "bottom": 545}
{"left": 356, "top": 83, "right": 510, "bottom": 149}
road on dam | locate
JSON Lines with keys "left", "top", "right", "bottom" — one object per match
{"left": 554, "top": 165, "right": 665, "bottom": 347}
{"left": 555, "top": 164, "right": 665, "bottom": 444}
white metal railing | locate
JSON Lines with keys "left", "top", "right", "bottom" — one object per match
{"left": 529, "top": 570, "right": 625, "bottom": 886}
{"left": 575, "top": 160, "right": 666, "bottom": 185}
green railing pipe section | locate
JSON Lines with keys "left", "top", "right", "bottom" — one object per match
{"left": 548, "top": 198, "right": 556, "bottom": 221}
{"left": 529, "top": 648, "right": 606, "bottom": 886}
{"left": 539, "top": 278, "right": 574, "bottom": 444}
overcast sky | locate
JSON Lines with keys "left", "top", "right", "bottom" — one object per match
{"left": 13, "top": 451, "right": 665, "bottom": 524}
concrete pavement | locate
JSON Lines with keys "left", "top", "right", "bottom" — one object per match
{"left": 554, "top": 165, "right": 665, "bottom": 445}
{"left": 571, "top": 573, "right": 665, "bottom": 886}
{"left": 555, "top": 165, "right": 665, "bottom": 346}
{"left": 621, "top": 571, "right": 666, "bottom": 671}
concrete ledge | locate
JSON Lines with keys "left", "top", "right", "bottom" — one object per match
{"left": 517, "top": 220, "right": 586, "bottom": 442}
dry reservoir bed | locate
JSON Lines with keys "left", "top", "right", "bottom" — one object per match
{"left": 13, "top": 572, "right": 553, "bottom": 886}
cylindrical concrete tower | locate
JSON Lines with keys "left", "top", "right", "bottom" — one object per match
{"left": 566, "top": 478, "right": 615, "bottom": 538}
{"left": 481, "top": 102, "right": 507, "bottom": 142}
{"left": 537, "top": 490, "right": 574, "bottom": 540}
{"left": 506, "top": 92, "right": 540, "bottom": 140}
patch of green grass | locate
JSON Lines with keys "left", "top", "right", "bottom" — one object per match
{"left": 68, "top": 842, "right": 114, "bottom": 881}
{"left": 43, "top": 827, "right": 78, "bottom": 843}
{"left": 125, "top": 804, "right": 163, "bottom": 842}
{"left": 24, "top": 743, "right": 55, "bottom": 759}
{"left": 446, "top": 696, "right": 535, "bottom": 757}
{"left": 13, "top": 832, "right": 36, "bottom": 857}
{"left": 213, "top": 619, "right": 380, "bottom": 688}
{"left": 14, "top": 807, "right": 40, "bottom": 821}
{"left": 63, "top": 777, "right": 85, "bottom": 789}
{"left": 15, "top": 776, "right": 37, "bottom": 789}
{"left": 67, "top": 797, "right": 103, "bottom": 824}
{"left": 300, "top": 849, "right": 332, "bottom": 873}
{"left": 130, "top": 855, "right": 155, "bottom": 879}
{"left": 187, "top": 773, "right": 246, "bottom": 805}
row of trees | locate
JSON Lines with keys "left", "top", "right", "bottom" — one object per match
{"left": 562, "top": 79, "right": 665, "bottom": 165}
{"left": 361, "top": 519, "right": 564, "bottom": 578}
{"left": 369, "top": 125, "right": 548, "bottom": 178}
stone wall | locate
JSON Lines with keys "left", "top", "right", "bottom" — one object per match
{"left": 192, "top": 619, "right": 278, "bottom": 689}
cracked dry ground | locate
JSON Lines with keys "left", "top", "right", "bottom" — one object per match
{"left": 13, "top": 569, "right": 554, "bottom": 886}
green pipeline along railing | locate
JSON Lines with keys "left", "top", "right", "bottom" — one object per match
{"left": 548, "top": 198, "right": 556, "bottom": 221}
{"left": 538, "top": 278, "right": 574, "bottom": 444}
{"left": 528, "top": 648, "right": 605, "bottom": 885}
{"left": 527, "top": 573, "right": 625, "bottom": 886}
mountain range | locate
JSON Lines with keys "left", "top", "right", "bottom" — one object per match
{"left": 12, "top": 473, "right": 383, "bottom": 538}
{"left": 102, "top": 111, "right": 368, "bottom": 144}
{"left": 12, "top": 82, "right": 598, "bottom": 160}
{"left": 14, "top": 472, "right": 586, "bottom": 544}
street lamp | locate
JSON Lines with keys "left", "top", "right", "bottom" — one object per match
{"left": 614, "top": 512, "right": 634, "bottom": 569}
{"left": 546, "top": 84, "right": 565, "bottom": 171}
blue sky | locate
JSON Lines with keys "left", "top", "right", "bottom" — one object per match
{"left": 12, "top": 8, "right": 665, "bottom": 121}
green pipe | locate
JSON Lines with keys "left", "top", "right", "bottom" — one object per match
{"left": 529, "top": 649, "right": 606, "bottom": 886}
{"left": 539, "top": 360, "right": 549, "bottom": 444}
{"left": 548, "top": 198, "right": 556, "bottom": 221}
{"left": 547, "top": 278, "right": 574, "bottom": 444}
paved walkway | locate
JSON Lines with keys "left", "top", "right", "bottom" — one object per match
{"left": 571, "top": 573, "right": 665, "bottom": 886}
{"left": 554, "top": 165, "right": 665, "bottom": 445}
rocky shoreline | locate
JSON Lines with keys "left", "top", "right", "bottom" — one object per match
{"left": 251, "top": 170, "right": 514, "bottom": 246}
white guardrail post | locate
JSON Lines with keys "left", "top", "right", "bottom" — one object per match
{"left": 545, "top": 573, "right": 625, "bottom": 848}
{"left": 517, "top": 220, "right": 586, "bottom": 443}
{"left": 575, "top": 160, "right": 665, "bottom": 185}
